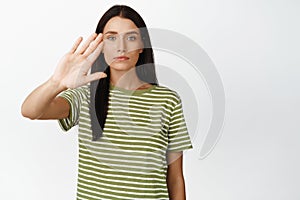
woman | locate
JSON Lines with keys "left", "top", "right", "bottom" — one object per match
{"left": 22, "top": 5, "right": 193, "bottom": 200}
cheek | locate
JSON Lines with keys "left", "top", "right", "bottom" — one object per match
{"left": 103, "top": 45, "right": 115, "bottom": 65}
{"left": 128, "top": 50, "right": 141, "bottom": 63}
{"left": 127, "top": 41, "right": 143, "bottom": 52}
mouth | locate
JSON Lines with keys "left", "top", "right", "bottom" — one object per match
{"left": 114, "top": 56, "right": 129, "bottom": 61}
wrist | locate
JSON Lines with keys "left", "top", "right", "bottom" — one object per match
{"left": 48, "top": 76, "right": 68, "bottom": 92}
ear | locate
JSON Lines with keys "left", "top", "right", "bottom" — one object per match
{"left": 139, "top": 48, "right": 143, "bottom": 54}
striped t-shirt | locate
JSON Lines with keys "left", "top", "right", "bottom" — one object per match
{"left": 58, "top": 83, "right": 193, "bottom": 200}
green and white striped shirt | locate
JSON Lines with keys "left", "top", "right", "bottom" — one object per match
{"left": 58, "top": 83, "right": 193, "bottom": 200}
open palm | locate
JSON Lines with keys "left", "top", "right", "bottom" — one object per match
{"left": 52, "top": 33, "right": 107, "bottom": 89}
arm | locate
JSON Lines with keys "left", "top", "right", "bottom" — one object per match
{"left": 21, "top": 33, "right": 106, "bottom": 120}
{"left": 166, "top": 151, "right": 186, "bottom": 200}
{"left": 21, "top": 77, "right": 69, "bottom": 120}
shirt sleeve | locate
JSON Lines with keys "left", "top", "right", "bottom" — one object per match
{"left": 167, "top": 93, "right": 193, "bottom": 152}
{"left": 57, "top": 85, "right": 88, "bottom": 132}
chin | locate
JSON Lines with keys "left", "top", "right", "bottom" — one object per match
{"left": 110, "top": 63, "right": 135, "bottom": 71}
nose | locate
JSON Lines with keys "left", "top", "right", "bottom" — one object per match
{"left": 117, "top": 35, "right": 127, "bottom": 53}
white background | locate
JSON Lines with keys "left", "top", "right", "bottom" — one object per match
{"left": 1, "top": 0, "right": 299, "bottom": 199}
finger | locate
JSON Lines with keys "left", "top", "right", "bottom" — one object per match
{"left": 85, "top": 41, "right": 104, "bottom": 65}
{"left": 81, "top": 41, "right": 103, "bottom": 73}
{"left": 75, "top": 33, "right": 98, "bottom": 55}
{"left": 69, "top": 36, "right": 83, "bottom": 53}
{"left": 82, "top": 33, "right": 103, "bottom": 57}
{"left": 84, "top": 72, "right": 107, "bottom": 84}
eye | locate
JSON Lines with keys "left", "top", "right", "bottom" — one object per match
{"left": 127, "top": 35, "right": 136, "bottom": 41}
{"left": 107, "top": 35, "right": 117, "bottom": 41}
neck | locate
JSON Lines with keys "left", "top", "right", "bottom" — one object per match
{"left": 110, "top": 67, "right": 145, "bottom": 90}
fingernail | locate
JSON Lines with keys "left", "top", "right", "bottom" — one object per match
{"left": 101, "top": 73, "right": 107, "bottom": 78}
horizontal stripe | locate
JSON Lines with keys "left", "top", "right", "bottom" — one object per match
{"left": 77, "top": 171, "right": 166, "bottom": 189}
{"left": 78, "top": 140, "right": 165, "bottom": 160}
{"left": 78, "top": 162, "right": 165, "bottom": 180}
{"left": 77, "top": 184, "right": 168, "bottom": 200}
{"left": 57, "top": 83, "right": 193, "bottom": 199}
{"left": 78, "top": 158, "right": 166, "bottom": 178}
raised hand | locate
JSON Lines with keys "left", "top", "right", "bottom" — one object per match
{"left": 51, "top": 33, "right": 107, "bottom": 90}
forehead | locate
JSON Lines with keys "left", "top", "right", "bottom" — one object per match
{"left": 103, "top": 16, "right": 139, "bottom": 34}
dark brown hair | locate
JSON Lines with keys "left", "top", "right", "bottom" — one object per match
{"left": 89, "top": 5, "right": 158, "bottom": 141}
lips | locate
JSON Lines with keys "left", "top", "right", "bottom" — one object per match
{"left": 114, "top": 56, "right": 129, "bottom": 61}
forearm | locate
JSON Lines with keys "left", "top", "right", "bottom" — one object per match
{"left": 167, "top": 176, "right": 186, "bottom": 200}
{"left": 21, "top": 76, "right": 66, "bottom": 119}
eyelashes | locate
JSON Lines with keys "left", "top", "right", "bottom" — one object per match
{"left": 106, "top": 35, "right": 138, "bottom": 42}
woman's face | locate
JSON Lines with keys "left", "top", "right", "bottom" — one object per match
{"left": 102, "top": 16, "right": 144, "bottom": 72}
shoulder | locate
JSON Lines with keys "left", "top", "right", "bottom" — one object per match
{"left": 152, "top": 84, "right": 182, "bottom": 106}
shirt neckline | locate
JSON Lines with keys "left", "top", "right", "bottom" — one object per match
{"left": 109, "top": 83, "right": 156, "bottom": 95}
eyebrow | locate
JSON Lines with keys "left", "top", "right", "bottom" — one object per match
{"left": 104, "top": 31, "right": 139, "bottom": 35}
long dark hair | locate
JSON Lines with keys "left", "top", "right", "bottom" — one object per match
{"left": 89, "top": 5, "right": 158, "bottom": 141}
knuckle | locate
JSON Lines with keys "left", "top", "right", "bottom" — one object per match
{"left": 81, "top": 53, "right": 88, "bottom": 59}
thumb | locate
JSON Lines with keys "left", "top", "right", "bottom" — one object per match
{"left": 85, "top": 72, "right": 107, "bottom": 83}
